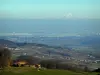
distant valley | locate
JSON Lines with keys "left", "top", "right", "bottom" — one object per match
{"left": 0, "top": 35, "right": 100, "bottom": 59}
{"left": 0, "top": 35, "right": 100, "bottom": 69}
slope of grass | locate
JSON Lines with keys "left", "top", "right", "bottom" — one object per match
{"left": 0, "top": 67, "right": 98, "bottom": 75}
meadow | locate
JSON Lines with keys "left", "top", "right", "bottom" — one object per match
{"left": 0, "top": 67, "right": 98, "bottom": 75}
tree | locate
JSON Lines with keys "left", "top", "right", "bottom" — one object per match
{"left": 93, "top": 68, "right": 100, "bottom": 72}
{"left": 0, "top": 47, "right": 11, "bottom": 69}
{"left": 84, "top": 66, "right": 89, "bottom": 72}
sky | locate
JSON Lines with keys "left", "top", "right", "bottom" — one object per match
{"left": 0, "top": 0, "right": 100, "bottom": 36}
{"left": 0, "top": 0, "right": 100, "bottom": 19}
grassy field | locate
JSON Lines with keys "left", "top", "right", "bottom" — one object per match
{"left": 0, "top": 67, "right": 98, "bottom": 75}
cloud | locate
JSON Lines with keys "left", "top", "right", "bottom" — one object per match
{"left": 67, "top": 13, "right": 72, "bottom": 17}
{"left": 64, "top": 13, "right": 73, "bottom": 18}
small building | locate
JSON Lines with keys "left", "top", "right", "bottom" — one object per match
{"left": 12, "top": 60, "right": 28, "bottom": 67}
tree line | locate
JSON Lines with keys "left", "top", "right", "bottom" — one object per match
{"left": 39, "top": 59, "right": 90, "bottom": 72}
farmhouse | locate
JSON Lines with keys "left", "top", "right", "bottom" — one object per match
{"left": 12, "top": 60, "right": 28, "bottom": 67}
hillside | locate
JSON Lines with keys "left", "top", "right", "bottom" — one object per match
{"left": 0, "top": 39, "right": 89, "bottom": 61}
{"left": 0, "top": 39, "right": 71, "bottom": 57}
{"left": 1, "top": 35, "right": 100, "bottom": 57}
{"left": 0, "top": 36, "right": 100, "bottom": 59}
{"left": 0, "top": 39, "right": 62, "bottom": 49}
{"left": 0, "top": 39, "right": 18, "bottom": 48}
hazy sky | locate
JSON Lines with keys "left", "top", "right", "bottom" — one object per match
{"left": 0, "top": 0, "right": 100, "bottom": 19}
{"left": 0, "top": 19, "right": 100, "bottom": 36}
{"left": 0, "top": 0, "right": 100, "bottom": 36}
